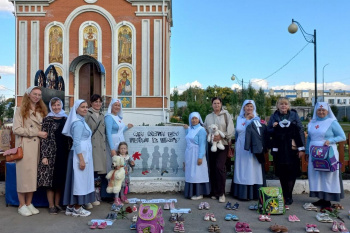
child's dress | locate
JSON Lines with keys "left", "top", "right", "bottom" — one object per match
{"left": 120, "top": 154, "right": 135, "bottom": 202}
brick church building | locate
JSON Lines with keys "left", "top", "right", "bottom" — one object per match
{"left": 11, "top": 0, "right": 173, "bottom": 124}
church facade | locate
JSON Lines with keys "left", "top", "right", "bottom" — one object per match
{"left": 11, "top": 0, "right": 173, "bottom": 124}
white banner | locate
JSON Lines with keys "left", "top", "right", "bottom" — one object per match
{"left": 124, "top": 126, "right": 186, "bottom": 178}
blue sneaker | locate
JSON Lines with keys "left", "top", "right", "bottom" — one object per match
{"left": 130, "top": 222, "right": 136, "bottom": 230}
{"left": 111, "top": 203, "right": 122, "bottom": 212}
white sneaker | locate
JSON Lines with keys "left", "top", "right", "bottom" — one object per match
{"left": 65, "top": 206, "right": 74, "bottom": 216}
{"left": 191, "top": 195, "right": 203, "bottom": 200}
{"left": 84, "top": 203, "right": 93, "bottom": 209}
{"left": 72, "top": 207, "right": 91, "bottom": 217}
{"left": 92, "top": 201, "right": 100, "bottom": 206}
{"left": 27, "top": 204, "right": 40, "bottom": 214}
{"left": 18, "top": 205, "right": 32, "bottom": 217}
{"left": 219, "top": 194, "right": 226, "bottom": 203}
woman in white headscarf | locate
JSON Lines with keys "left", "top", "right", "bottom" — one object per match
{"left": 231, "top": 100, "right": 266, "bottom": 200}
{"left": 104, "top": 98, "right": 133, "bottom": 204}
{"left": 183, "top": 112, "right": 209, "bottom": 200}
{"left": 37, "top": 97, "right": 72, "bottom": 215}
{"left": 13, "top": 86, "right": 48, "bottom": 216}
{"left": 62, "top": 100, "right": 95, "bottom": 217}
{"left": 306, "top": 102, "right": 346, "bottom": 208}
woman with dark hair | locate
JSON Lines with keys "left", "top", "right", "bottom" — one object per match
{"left": 85, "top": 94, "right": 110, "bottom": 206}
{"left": 13, "top": 86, "right": 48, "bottom": 216}
{"left": 267, "top": 97, "right": 305, "bottom": 206}
{"left": 204, "top": 97, "right": 235, "bottom": 203}
{"left": 37, "top": 97, "right": 72, "bottom": 214}
{"left": 62, "top": 100, "right": 95, "bottom": 217}
{"left": 183, "top": 112, "right": 209, "bottom": 200}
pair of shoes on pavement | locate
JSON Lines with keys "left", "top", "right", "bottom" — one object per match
{"left": 288, "top": 215, "right": 300, "bottom": 222}
{"left": 332, "top": 220, "right": 349, "bottom": 232}
{"left": 90, "top": 221, "right": 107, "bottom": 229}
{"left": 198, "top": 202, "right": 210, "bottom": 210}
{"left": 174, "top": 221, "right": 185, "bottom": 232}
{"left": 18, "top": 204, "right": 40, "bottom": 217}
{"left": 226, "top": 201, "right": 239, "bottom": 210}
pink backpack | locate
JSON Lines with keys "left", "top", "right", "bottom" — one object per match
{"left": 136, "top": 204, "right": 164, "bottom": 233}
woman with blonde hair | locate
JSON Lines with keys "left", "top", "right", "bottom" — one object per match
{"left": 267, "top": 97, "right": 305, "bottom": 206}
{"left": 13, "top": 86, "right": 48, "bottom": 216}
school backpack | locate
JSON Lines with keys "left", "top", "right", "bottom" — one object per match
{"left": 258, "top": 187, "right": 285, "bottom": 215}
{"left": 136, "top": 204, "right": 164, "bottom": 233}
{"left": 310, "top": 145, "right": 339, "bottom": 172}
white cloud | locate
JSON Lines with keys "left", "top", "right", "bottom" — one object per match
{"left": 271, "top": 81, "right": 350, "bottom": 90}
{"left": 250, "top": 78, "right": 268, "bottom": 89}
{"left": 171, "top": 80, "right": 203, "bottom": 94}
{"left": 0, "top": 0, "right": 14, "bottom": 12}
{"left": 0, "top": 64, "right": 15, "bottom": 75}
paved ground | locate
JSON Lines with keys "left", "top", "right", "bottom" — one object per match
{"left": 0, "top": 193, "right": 350, "bottom": 233}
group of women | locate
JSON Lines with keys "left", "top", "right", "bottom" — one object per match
{"left": 184, "top": 97, "right": 345, "bottom": 209}
{"left": 13, "top": 86, "right": 132, "bottom": 217}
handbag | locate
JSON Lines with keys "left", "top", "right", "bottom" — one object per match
{"left": 227, "top": 141, "right": 234, "bottom": 158}
{"left": 4, "top": 146, "right": 23, "bottom": 162}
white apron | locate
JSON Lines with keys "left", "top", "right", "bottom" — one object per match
{"left": 308, "top": 118, "right": 340, "bottom": 193}
{"left": 111, "top": 115, "right": 126, "bottom": 150}
{"left": 234, "top": 117, "right": 263, "bottom": 185}
{"left": 73, "top": 138, "right": 95, "bottom": 195}
{"left": 185, "top": 126, "right": 209, "bottom": 183}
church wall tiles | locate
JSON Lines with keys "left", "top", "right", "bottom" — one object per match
{"left": 30, "top": 21, "right": 40, "bottom": 89}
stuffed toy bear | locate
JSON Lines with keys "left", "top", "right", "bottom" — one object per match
{"left": 106, "top": 156, "right": 126, "bottom": 194}
{"left": 207, "top": 124, "right": 226, "bottom": 152}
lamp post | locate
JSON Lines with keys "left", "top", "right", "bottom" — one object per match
{"left": 288, "top": 19, "right": 317, "bottom": 105}
{"left": 322, "top": 63, "right": 329, "bottom": 102}
{"left": 231, "top": 74, "right": 244, "bottom": 102}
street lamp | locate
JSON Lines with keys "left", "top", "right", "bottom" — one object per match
{"left": 214, "top": 90, "right": 217, "bottom": 97}
{"left": 231, "top": 74, "right": 244, "bottom": 101}
{"left": 322, "top": 63, "right": 329, "bottom": 101}
{"left": 288, "top": 19, "right": 317, "bottom": 105}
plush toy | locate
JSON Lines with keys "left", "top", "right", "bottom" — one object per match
{"left": 207, "top": 124, "right": 226, "bottom": 152}
{"left": 106, "top": 156, "right": 126, "bottom": 194}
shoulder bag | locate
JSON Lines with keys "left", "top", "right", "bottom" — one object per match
{"left": 4, "top": 137, "right": 23, "bottom": 162}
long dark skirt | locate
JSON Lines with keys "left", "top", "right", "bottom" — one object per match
{"left": 63, "top": 151, "right": 95, "bottom": 205}
{"left": 184, "top": 182, "right": 211, "bottom": 199}
{"left": 231, "top": 165, "right": 266, "bottom": 200}
{"left": 310, "top": 170, "right": 344, "bottom": 202}
{"left": 208, "top": 144, "right": 228, "bottom": 197}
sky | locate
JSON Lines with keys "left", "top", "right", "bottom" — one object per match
{"left": 0, "top": 0, "right": 350, "bottom": 97}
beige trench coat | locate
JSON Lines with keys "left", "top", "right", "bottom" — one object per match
{"left": 85, "top": 109, "right": 108, "bottom": 174}
{"left": 13, "top": 108, "right": 43, "bottom": 192}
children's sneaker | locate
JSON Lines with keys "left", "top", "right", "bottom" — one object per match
{"left": 132, "top": 204, "right": 138, "bottom": 212}
{"left": 130, "top": 222, "right": 137, "bottom": 230}
{"left": 174, "top": 221, "right": 180, "bottom": 232}
{"left": 170, "top": 201, "right": 175, "bottom": 210}
{"left": 179, "top": 222, "right": 185, "bottom": 233}
{"left": 72, "top": 207, "right": 91, "bottom": 217}
{"left": 164, "top": 202, "right": 170, "bottom": 210}
{"left": 65, "top": 206, "right": 74, "bottom": 216}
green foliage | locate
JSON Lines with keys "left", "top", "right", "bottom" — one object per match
{"left": 342, "top": 116, "right": 348, "bottom": 122}
{"left": 182, "top": 101, "right": 211, "bottom": 125}
{"left": 331, "top": 105, "right": 339, "bottom": 117}
{"left": 172, "top": 87, "right": 179, "bottom": 116}
{"left": 291, "top": 98, "right": 307, "bottom": 106}
{"left": 255, "top": 88, "right": 266, "bottom": 118}
{"left": 0, "top": 97, "right": 15, "bottom": 123}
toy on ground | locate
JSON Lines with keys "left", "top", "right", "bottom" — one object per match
{"left": 207, "top": 124, "right": 225, "bottom": 152}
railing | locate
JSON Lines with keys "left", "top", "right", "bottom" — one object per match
{"left": 262, "top": 133, "right": 350, "bottom": 173}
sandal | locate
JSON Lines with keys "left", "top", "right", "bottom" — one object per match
{"left": 208, "top": 224, "right": 215, "bottom": 232}
{"left": 225, "top": 202, "right": 232, "bottom": 210}
{"left": 213, "top": 224, "right": 220, "bottom": 232}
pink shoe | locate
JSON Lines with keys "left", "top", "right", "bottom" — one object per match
{"left": 178, "top": 222, "right": 185, "bottom": 233}
{"left": 98, "top": 222, "right": 107, "bottom": 229}
{"left": 132, "top": 204, "right": 138, "bottom": 212}
{"left": 90, "top": 222, "right": 98, "bottom": 229}
{"left": 292, "top": 215, "right": 300, "bottom": 222}
{"left": 114, "top": 198, "right": 123, "bottom": 206}
{"left": 265, "top": 214, "right": 272, "bottom": 222}
{"left": 338, "top": 222, "right": 348, "bottom": 232}
{"left": 174, "top": 221, "right": 180, "bottom": 232}
{"left": 332, "top": 221, "right": 339, "bottom": 232}
{"left": 288, "top": 215, "right": 294, "bottom": 222}
{"left": 170, "top": 201, "right": 175, "bottom": 210}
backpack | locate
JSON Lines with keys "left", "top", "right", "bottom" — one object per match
{"left": 310, "top": 145, "right": 339, "bottom": 172}
{"left": 136, "top": 204, "right": 164, "bottom": 233}
{"left": 258, "top": 187, "right": 285, "bottom": 215}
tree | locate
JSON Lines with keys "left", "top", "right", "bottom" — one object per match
{"left": 172, "top": 88, "right": 179, "bottom": 116}
{"left": 291, "top": 98, "right": 307, "bottom": 106}
{"left": 246, "top": 83, "right": 256, "bottom": 100}
{"left": 181, "top": 101, "right": 211, "bottom": 125}
{"left": 255, "top": 88, "right": 265, "bottom": 117}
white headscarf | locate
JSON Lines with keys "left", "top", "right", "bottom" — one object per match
{"left": 46, "top": 97, "right": 67, "bottom": 118}
{"left": 25, "top": 86, "right": 40, "bottom": 95}
{"left": 62, "top": 99, "right": 87, "bottom": 137}
{"left": 188, "top": 112, "right": 204, "bottom": 127}
{"left": 238, "top": 100, "right": 258, "bottom": 118}
{"left": 106, "top": 98, "right": 123, "bottom": 119}
{"left": 311, "top": 102, "right": 336, "bottom": 122}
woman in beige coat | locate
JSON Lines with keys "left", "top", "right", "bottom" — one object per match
{"left": 13, "top": 86, "right": 48, "bottom": 216}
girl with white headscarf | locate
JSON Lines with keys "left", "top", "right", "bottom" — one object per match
{"left": 104, "top": 98, "right": 133, "bottom": 204}
{"left": 231, "top": 100, "right": 266, "bottom": 200}
{"left": 183, "top": 112, "right": 210, "bottom": 200}
{"left": 37, "top": 97, "right": 72, "bottom": 215}
{"left": 13, "top": 86, "right": 48, "bottom": 216}
{"left": 62, "top": 100, "right": 95, "bottom": 217}
{"left": 306, "top": 102, "right": 346, "bottom": 208}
